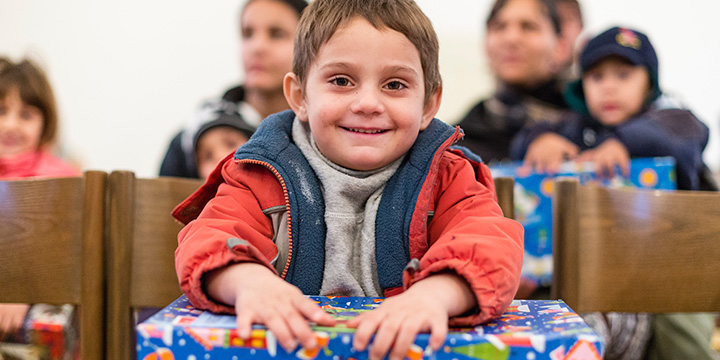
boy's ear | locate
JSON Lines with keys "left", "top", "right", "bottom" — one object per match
{"left": 420, "top": 86, "right": 442, "bottom": 130}
{"left": 283, "top": 72, "right": 308, "bottom": 121}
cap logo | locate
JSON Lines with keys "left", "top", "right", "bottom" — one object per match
{"left": 616, "top": 28, "right": 641, "bottom": 50}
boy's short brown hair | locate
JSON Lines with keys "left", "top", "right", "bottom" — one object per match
{"left": 0, "top": 57, "right": 58, "bottom": 147}
{"left": 292, "top": 0, "right": 441, "bottom": 103}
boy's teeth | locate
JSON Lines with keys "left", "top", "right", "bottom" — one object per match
{"left": 349, "top": 128, "right": 383, "bottom": 134}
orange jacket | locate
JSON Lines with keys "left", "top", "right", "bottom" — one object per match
{"left": 173, "top": 112, "right": 523, "bottom": 325}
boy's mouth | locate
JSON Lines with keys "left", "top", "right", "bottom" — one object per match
{"left": 342, "top": 127, "right": 387, "bottom": 134}
{"left": 601, "top": 104, "right": 619, "bottom": 112}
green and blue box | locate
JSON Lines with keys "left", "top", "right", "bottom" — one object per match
{"left": 490, "top": 157, "right": 677, "bottom": 286}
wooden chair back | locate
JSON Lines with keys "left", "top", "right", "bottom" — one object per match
{"left": 551, "top": 178, "right": 720, "bottom": 313}
{"left": 0, "top": 171, "right": 106, "bottom": 359}
{"left": 105, "top": 171, "right": 203, "bottom": 360}
{"left": 493, "top": 176, "right": 515, "bottom": 219}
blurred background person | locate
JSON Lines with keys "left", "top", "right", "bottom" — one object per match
{"left": 456, "top": 0, "right": 577, "bottom": 164}
{"left": 159, "top": 0, "right": 307, "bottom": 179}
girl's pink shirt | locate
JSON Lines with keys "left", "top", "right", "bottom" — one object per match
{"left": 0, "top": 150, "right": 80, "bottom": 180}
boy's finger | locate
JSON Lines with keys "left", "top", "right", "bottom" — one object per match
{"left": 602, "top": 160, "right": 616, "bottom": 178}
{"left": 389, "top": 319, "right": 423, "bottom": 360}
{"left": 369, "top": 319, "right": 401, "bottom": 360}
{"left": 517, "top": 163, "right": 532, "bottom": 177}
{"left": 259, "top": 308, "right": 298, "bottom": 353}
{"left": 350, "top": 314, "right": 380, "bottom": 352}
{"left": 548, "top": 158, "right": 562, "bottom": 174}
{"left": 296, "top": 297, "right": 335, "bottom": 326}
{"left": 235, "top": 307, "right": 256, "bottom": 339}
{"left": 619, "top": 157, "right": 630, "bottom": 177}
{"left": 285, "top": 310, "right": 319, "bottom": 350}
{"left": 566, "top": 144, "right": 580, "bottom": 157}
{"left": 428, "top": 318, "right": 448, "bottom": 350}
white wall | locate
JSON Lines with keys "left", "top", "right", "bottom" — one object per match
{"left": 1, "top": 0, "right": 719, "bottom": 177}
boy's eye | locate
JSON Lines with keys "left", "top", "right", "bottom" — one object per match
{"left": 241, "top": 28, "right": 253, "bottom": 39}
{"left": 199, "top": 151, "right": 212, "bottom": 163}
{"left": 616, "top": 69, "right": 631, "bottom": 79}
{"left": 330, "top": 77, "right": 351, "bottom": 87}
{"left": 385, "top": 81, "right": 406, "bottom": 90}
{"left": 587, "top": 71, "right": 603, "bottom": 82}
{"left": 0, "top": 106, "right": 6, "bottom": 116}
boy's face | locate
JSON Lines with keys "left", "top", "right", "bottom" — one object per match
{"left": 284, "top": 16, "right": 441, "bottom": 171}
{"left": 241, "top": 0, "right": 298, "bottom": 94}
{"left": 0, "top": 88, "right": 43, "bottom": 157}
{"left": 196, "top": 127, "right": 249, "bottom": 179}
{"left": 582, "top": 57, "right": 651, "bottom": 126}
{"left": 485, "top": 0, "right": 564, "bottom": 88}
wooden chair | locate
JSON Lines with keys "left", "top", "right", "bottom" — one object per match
{"left": 105, "top": 171, "right": 203, "bottom": 360}
{"left": 0, "top": 171, "right": 106, "bottom": 359}
{"left": 493, "top": 176, "right": 515, "bottom": 219}
{"left": 551, "top": 178, "right": 720, "bottom": 313}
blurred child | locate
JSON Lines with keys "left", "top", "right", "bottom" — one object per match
{"left": 172, "top": 0, "right": 524, "bottom": 359}
{"left": 160, "top": 0, "right": 307, "bottom": 179}
{"left": 193, "top": 116, "right": 254, "bottom": 179}
{"left": 0, "top": 57, "right": 77, "bottom": 179}
{"left": 0, "top": 57, "right": 79, "bottom": 339}
{"left": 511, "top": 26, "right": 716, "bottom": 359}
{"left": 511, "top": 27, "right": 710, "bottom": 191}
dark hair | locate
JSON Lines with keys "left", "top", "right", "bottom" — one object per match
{"left": 0, "top": 57, "right": 58, "bottom": 147}
{"left": 241, "top": 0, "right": 308, "bottom": 18}
{"left": 486, "top": 0, "right": 562, "bottom": 35}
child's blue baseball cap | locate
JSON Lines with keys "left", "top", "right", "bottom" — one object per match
{"left": 565, "top": 26, "right": 661, "bottom": 115}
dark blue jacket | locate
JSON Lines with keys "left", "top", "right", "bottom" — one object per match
{"left": 510, "top": 108, "right": 710, "bottom": 190}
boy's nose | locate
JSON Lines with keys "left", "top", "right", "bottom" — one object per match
{"left": 600, "top": 80, "right": 618, "bottom": 94}
{"left": 350, "top": 86, "right": 384, "bottom": 115}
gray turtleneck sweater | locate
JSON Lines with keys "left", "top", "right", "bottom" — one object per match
{"left": 292, "top": 119, "right": 403, "bottom": 296}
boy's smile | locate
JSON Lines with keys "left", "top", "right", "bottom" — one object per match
{"left": 285, "top": 16, "right": 440, "bottom": 171}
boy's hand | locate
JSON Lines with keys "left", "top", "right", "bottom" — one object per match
{"left": 577, "top": 138, "right": 630, "bottom": 178}
{"left": 521, "top": 133, "right": 579, "bottom": 175}
{"left": 347, "top": 273, "right": 475, "bottom": 360}
{"left": 0, "top": 303, "right": 30, "bottom": 340}
{"left": 206, "top": 263, "right": 335, "bottom": 353}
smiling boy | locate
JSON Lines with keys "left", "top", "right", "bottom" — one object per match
{"left": 172, "top": 1, "right": 523, "bottom": 359}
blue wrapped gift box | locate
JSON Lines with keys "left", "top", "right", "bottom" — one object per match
{"left": 137, "top": 295, "right": 603, "bottom": 360}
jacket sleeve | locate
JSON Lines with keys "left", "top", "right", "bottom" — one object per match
{"left": 613, "top": 109, "right": 709, "bottom": 190}
{"left": 406, "top": 153, "right": 524, "bottom": 325}
{"left": 175, "top": 160, "right": 282, "bottom": 313}
{"left": 509, "top": 112, "right": 587, "bottom": 161}
{"left": 509, "top": 121, "right": 558, "bottom": 161}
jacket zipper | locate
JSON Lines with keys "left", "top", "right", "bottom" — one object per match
{"left": 234, "top": 127, "right": 462, "bottom": 282}
{"left": 236, "top": 159, "right": 293, "bottom": 280}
